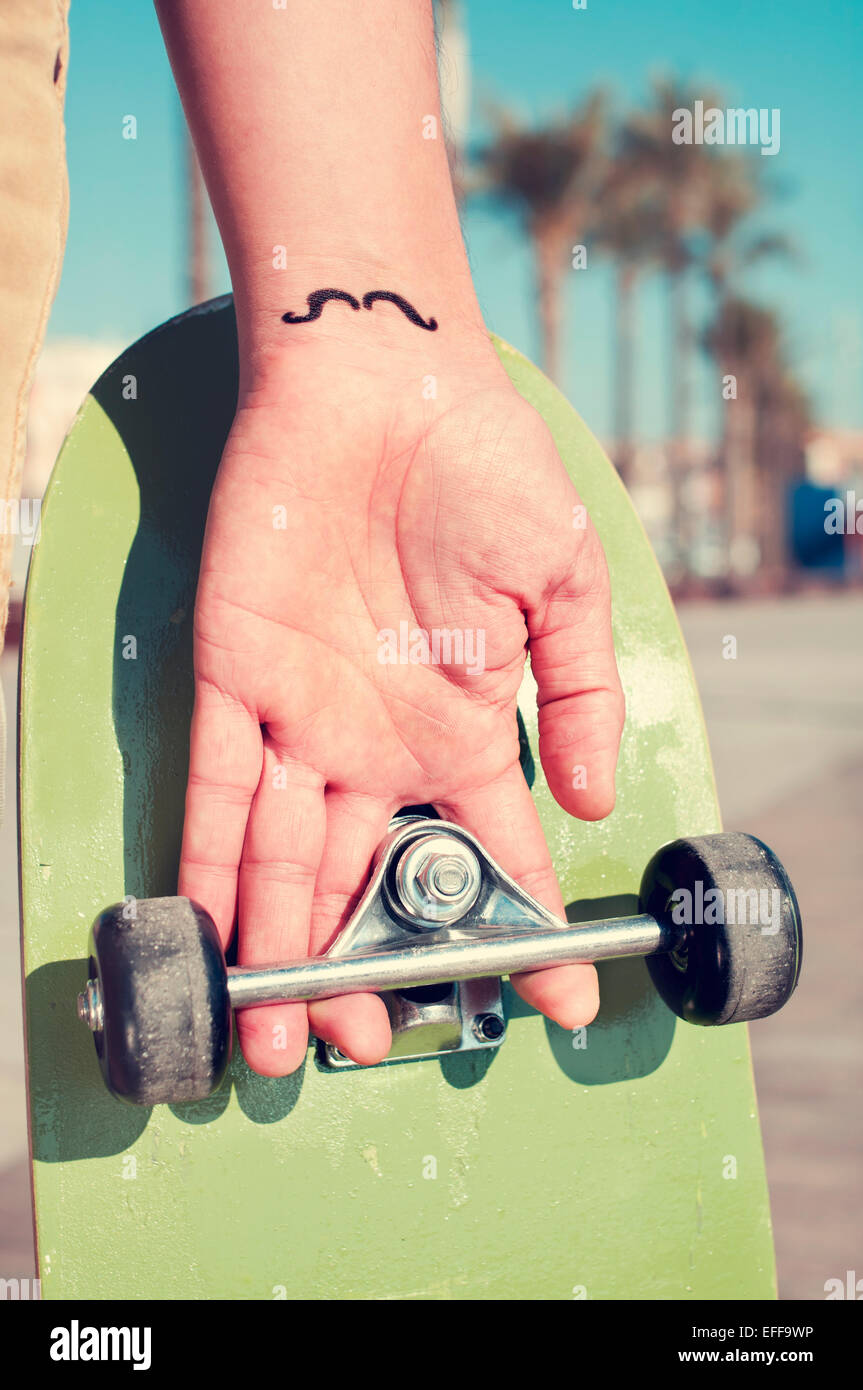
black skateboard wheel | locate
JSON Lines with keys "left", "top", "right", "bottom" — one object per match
{"left": 88, "top": 897, "right": 231, "bottom": 1105}
{"left": 641, "top": 833, "right": 802, "bottom": 1026}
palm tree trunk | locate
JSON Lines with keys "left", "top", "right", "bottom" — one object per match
{"left": 614, "top": 265, "right": 636, "bottom": 485}
{"left": 669, "top": 270, "right": 690, "bottom": 446}
{"left": 754, "top": 400, "right": 789, "bottom": 589}
{"left": 723, "top": 362, "right": 759, "bottom": 588}
{"left": 535, "top": 233, "right": 563, "bottom": 384}
{"left": 668, "top": 269, "right": 691, "bottom": 576}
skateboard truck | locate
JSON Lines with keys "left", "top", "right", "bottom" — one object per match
{"left": 77, "top": 818, "right": 802, "bottom": 1106}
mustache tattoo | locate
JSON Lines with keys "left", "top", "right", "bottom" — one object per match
{"left": 361, "top": 291, "right": 438, "bottom": 330}
{"left": 282, "top": 288, "right": 438, "bottom": 331}
{"left": 282, "top": 289, "right": 360, "bottom": 321}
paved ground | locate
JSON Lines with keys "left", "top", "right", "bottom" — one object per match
{"left": 677, "top": 594, "right": 863, "bottom": 1301}
{"left": 1, "top": 592, "right": 860, "bottom": 1299}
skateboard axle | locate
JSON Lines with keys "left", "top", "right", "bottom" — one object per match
{"left": 223, "top": 912, "right": 679, "bottom": 1009}
{"left": 77, "top": 911, "right": 677, "bottom": 1026}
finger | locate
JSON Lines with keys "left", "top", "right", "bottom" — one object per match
{"left": 179, "top": 680, "right": 263, "bottom": 941}
{"left": 307, "top": 790, "right": 393, "bottom": 1066}
{"left": 236, "top": 740, "right": 326, "bottom": 1076}
{"left": 435, "top": 765, "right": 599, "bottom": 1028}
{"left": 527, "top": 524, "right": 625, "bottom": 821}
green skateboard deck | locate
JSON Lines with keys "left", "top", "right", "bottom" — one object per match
{"left": 20, "top": 297, "right": 776, "bottom": 1300}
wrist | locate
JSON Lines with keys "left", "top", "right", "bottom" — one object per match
{"left": 234, "top": 257, "right": 503, "bottom": 403}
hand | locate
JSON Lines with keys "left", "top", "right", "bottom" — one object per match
{"left": 179, "top": 337, "right": 625, "bottom": 1075}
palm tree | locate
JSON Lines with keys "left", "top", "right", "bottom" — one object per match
{"left": 620, "top": 79, "right": 721, "bottom": 467}
{"left": 594, "top": 135, "right": 666, "bottom": 484}
{"left": 755, "top": 366, "right": 811, "bottom": 582}
{"left": 704, "top": 297, "right": 809, "bottom": 586}
{"left": 702, "top": 151, "right": 793, "bottom": 296}
{"left": 700, "top": 152, "right": 797, "bottom": 582}
{"left": 612, "top": 78, "right": 726, "bottom": 579}
{"left": 472, "top": 94, "right": 608, "bottom": 383}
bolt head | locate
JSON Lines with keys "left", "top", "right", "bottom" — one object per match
{"left": 418, "top": 855, "right": 470, "bottom": 900}
{"left": 472, "top": 1013, "right": 505, "bottom": 1043}
{"left": 394, "top": 834, "right": 482, "bottom": 925}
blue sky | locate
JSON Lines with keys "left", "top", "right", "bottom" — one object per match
{"left": 49, "top": 0, "right": 862, "bottom": 442}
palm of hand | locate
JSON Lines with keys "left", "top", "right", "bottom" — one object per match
{"left": 181, "top": 373, "right": 624, "bottom": 1073}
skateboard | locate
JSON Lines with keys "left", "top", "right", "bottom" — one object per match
{"left": 20, "top": 297, "right": 801, "bottom": 1300}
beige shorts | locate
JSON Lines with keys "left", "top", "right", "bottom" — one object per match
{"left": 0, "top": 0, "right": 70, "bottom": 656}
{"left": 0, "top": 0, "right": 69, "bottom": 822}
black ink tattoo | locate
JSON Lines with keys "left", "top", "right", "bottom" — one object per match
{"left": 361, "top": 291, "right": 438, "bottom": 331}
{"left": 281, "top": 288, "right": 438, "bottom": 332}
{"left": 281, "top": 289, "right": 360, "bottom": 323}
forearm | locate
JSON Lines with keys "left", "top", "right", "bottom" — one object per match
{"left": 154, "top": 0, "right": 486, "bottom": 382}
